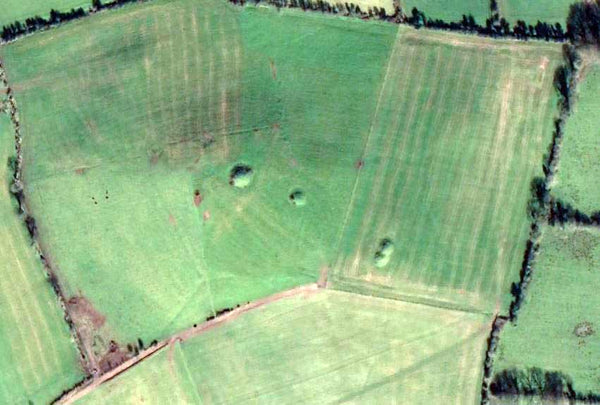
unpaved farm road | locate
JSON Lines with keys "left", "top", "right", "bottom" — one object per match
{"left": 55, "top": 283, "right": 321, "bottom": 405}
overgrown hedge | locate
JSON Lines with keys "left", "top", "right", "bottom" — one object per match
{"left": 1, "top": 0, "right": 142, "bottom": 42}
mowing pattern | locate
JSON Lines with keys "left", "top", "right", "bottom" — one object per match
{"left": 331, "top": 30, "right": 561, "bottom": 312}
{"left": 0, "top": 0, "right": 247, "bottom": 345}
{"left": 0, "top": 115, "right": 84, "bottom": 403}
{"left": 77, "top": 290, "right": 489, "bottom": 404}
{"left": 553, "top": 60, "right": 600, "bottom": 214}
{"left": 0, "top": 1, "right": 398, "bottom": 345}
{"left": 493, "top": 225, "right": 600, "bottom": 395}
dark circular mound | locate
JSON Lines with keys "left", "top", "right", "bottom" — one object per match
{"left": 229, "top": 164, "right": 253, "bottom": 188}
{"left": 289, "top": 189, "right": 306, "bottom": 206}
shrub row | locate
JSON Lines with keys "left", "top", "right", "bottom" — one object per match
{"left": 230, "top": 0, "right": 568, "bottom": 42}
{"left": 1, "top": 0, "right": 144, "bottom": 42}
{"left": 491, "top": 367, "right": 600, "bottom": 402}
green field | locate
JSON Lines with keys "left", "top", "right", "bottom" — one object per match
{"left": 553, "top": 59, "right": 600, "bottom": 214}
{"left": 329, "top": 29, "right": 561, "bottom": 313}
{"left": 0, "top": 0, "right": 563, "bottom": 348}
{"left": 0, "top": 0, "right": 90, "bottom": 29}
{"left": 0, "top": 0, "right": 400, "bottom": 346}
{"left": 498, "top": 0, "right": 572, "bottom": 25}
{"left": 493, "top": 225, "right": 600, "bottom": 397}
{"left": 400, "top": 0, "right": 490, "bottom": 24}
{"left": 0, "top": 113, "right": 84, "bottom": 401}
{"left": 79, "top": 290, "right": 490, "bottom": 404}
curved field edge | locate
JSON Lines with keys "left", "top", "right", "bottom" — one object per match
{"left": 0, "top": 0, "right": 398, "bottom": 347}
{"left": 0, "top": 0, "right": 90, "bottom": 28}
{"left": 0, "top": 103, "right": 84, "bottom": 402}
{"left": 73, "top": 289, "right": 491, "bottom": 405}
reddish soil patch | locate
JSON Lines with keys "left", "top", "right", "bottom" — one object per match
{"left": 168, "top": 214, "right": 177, "bottom": 226}
{"left": 290, "top": 158, "right": 298, "bottom": 167}
{"left": 67, "top": 296, "right": 106, "bottom": 329}
{"left": 98, "top": 341, "right": 131, "bottom": 374}
{"left": 75, "top": 168, "right": 86, "bottom": 175}
{"left": 272, "top": 123, "right": 280, "bottom": 131}
{"left": 193, "top": 190, "right": 203, "bottom": 207}
{"left": 355, "top": 159, "right": 364, "bottom": 169}
{"left": 203, "top": 210, "right": 211, "bottom": 221}
{"left": 269, "top": 58, "right": 277, "bottom": 80}
{"left": 317, "top": 266, "right": 329, "bottom": 288}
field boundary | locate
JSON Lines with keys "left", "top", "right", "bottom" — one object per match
{"left": 53, "top": 283, "right": 321, "bottom": 404}
{"left": 329, "top": 276, "right": 490, "bottom": 316}
{"left": 480, "top": 44, "right": 582, "bottom": 404}
{"left": 1, "top": 0, "right": 573, "bottom": 47}
{"left": 0, "top": 60, "right": 91, "bottom": 372}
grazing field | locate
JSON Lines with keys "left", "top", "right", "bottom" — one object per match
{"left": 498, "top": 0, "right": 572, "bottom": 25}
{"left": 0, "top": 0, "right": 398, "bottom": 345}
{"left": 330, "top": 29, "right": 561, "bottom": 313}
{"left": 493, "top": 225, "right": 600, "bottom": 397}
{"left": 78, "top": 290, "right": 490, "bottom": 404}
{"left": 0, "top": 0, "right": 89, "bottom": 28}
{"left": 0, "top": 114, "right": 84, "bottom": 402}
{"left": 400, "top": 0, "right": 490, "bottom": 24}
{"left": 553, "top": 59, "right": 600, "bottom": 214}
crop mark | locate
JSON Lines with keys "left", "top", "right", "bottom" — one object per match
{"left": 332, "top": 27, "right": 404, "bottom": 270}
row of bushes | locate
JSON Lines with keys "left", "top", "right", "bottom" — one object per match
{"left": 230, "top": 0, "right": 569, "bottom": 42}
{"left": 2, "top": 0, "right": 599, "bottom": 45}
{"left": 509, "top": 44, "right": 580, "bottom": 323}
{"left": 482, "top": 43, "right": 582, "bottom": 404}
{"left": 549, "top": 199, "right": 600, "bottom": 226}
{"left": 491, "top": 368, "right": 600, "bottom": 402}
{"left": 480, "top": 315, "right": 508, "bottom": 404}
{"left": 0, "top": 0, "right": 142, "bottom": 42}
{"left": 1, "top": 8, "right": 85, "bottom": 41}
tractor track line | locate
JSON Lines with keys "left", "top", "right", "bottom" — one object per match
{"left": 53, "top": 283, "right": 321, "bottom": 405}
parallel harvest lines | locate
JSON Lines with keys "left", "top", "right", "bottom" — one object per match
{"left": 329, "top": 33, "right": 561, "bottom": 313}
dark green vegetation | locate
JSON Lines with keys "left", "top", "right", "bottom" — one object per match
{"left": 0, "top": 0, "right": 88, "bottom": 29}
{"left": 492, "top": 226, "right": 600, "bottom": 400}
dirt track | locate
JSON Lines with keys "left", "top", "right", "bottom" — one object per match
{"left": 55, "top": 283, "right": 320, "bottom": 404}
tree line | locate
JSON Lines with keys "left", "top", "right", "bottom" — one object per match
{"left": 3, "top": 0, "right": 600, "bottom": 44}
{"left": 491, "top": 367, "right": 600, "bottom": 402}
{"left": 1, "top": 0, "right": 142, "bottom": 42}
{"left": 230, "top": 0, "right": 568, "bottom": 41}
{"left": 508, "top": 43, "right": 580, "bottom": 323}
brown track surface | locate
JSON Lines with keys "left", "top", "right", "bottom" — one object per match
{"left": 55, "top": 283, "right": 320, "bottom": 404}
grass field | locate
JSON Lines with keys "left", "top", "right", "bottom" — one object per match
{"left": 400, "top": 0, "right": 490, "bottom": 24}
{"left": 494, "top": 225, "right": 600, "bottom": 396}
{"left": 552, "top": 58, "right": 600, "bottom": 214}
{"left": 498, "top": 0, "right": 572, "bottom": 25}
{"left": 78, "top": 290, "right": 490, "bottom": 404}
{"left": 0, "top": 0, "right": 400, "bottom": 345}
{"left": 0, "top": 113, "right": 84, "bottom": 402}
{"left": 329, "top": 29, "right": 561, "bottom": 313}
{"left": 0, "top": 0, "right": 90, "bottom": 29}
{"left": 0, "top": 0, "right": 563, "bottom": 348}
